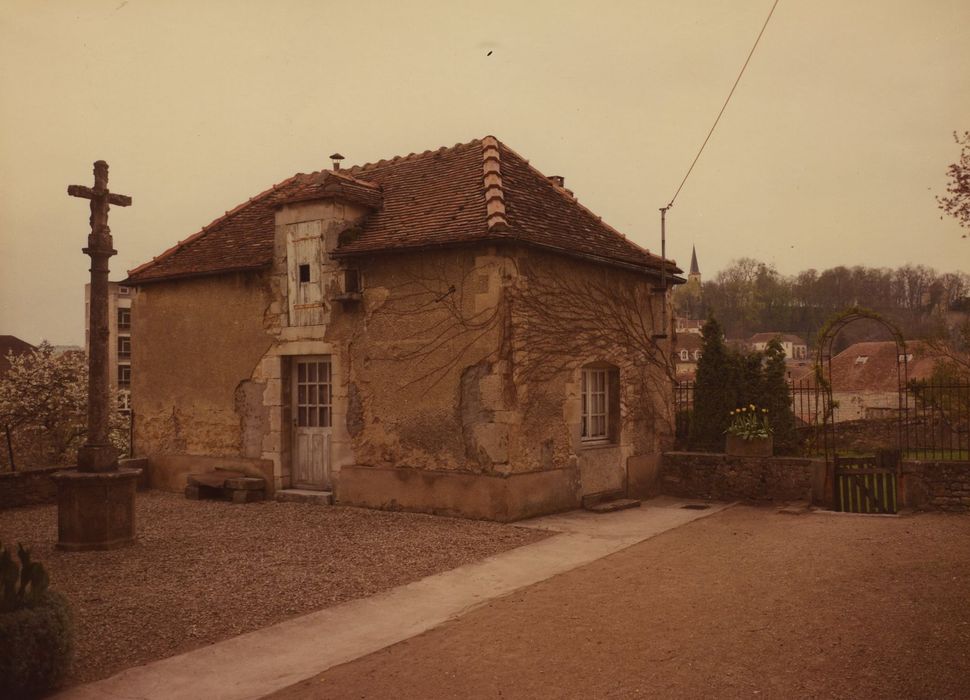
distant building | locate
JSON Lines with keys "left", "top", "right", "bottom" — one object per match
{"left": 85, "top": 281, "right": 133, "bottom": 413}
{"left": 828, "top": 340, "right": 940, "bottom": 421}
{"left": 0, "top": 335, "right": 35, "bottom": 378}
{"left": 675, "top": 317, "right": 704, "bottom": 335}
{"left": 687, "top": 245, "right": 701, "bottom": 286}
{"left": 749, "top": 332, "right": 808, "bottom": 360}
{"left": 674, "top": 332, "right": 703, "bottom": 380}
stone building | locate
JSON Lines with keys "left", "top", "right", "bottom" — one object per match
{"left": 124, "top": 137, "right": 683, "bottom": 520}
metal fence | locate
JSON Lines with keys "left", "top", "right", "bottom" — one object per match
{"left": 673, "top": 378, "right": 970, "bottom": 460}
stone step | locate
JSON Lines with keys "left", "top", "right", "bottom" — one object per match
{"left": 275, "top": 489, "right": 334, "bottom": 506}
{"left": 581, "top": 489, "right": 626, "bottom": 510}
{"left": 586, "top": 498, "right": 641, "bottom": 514}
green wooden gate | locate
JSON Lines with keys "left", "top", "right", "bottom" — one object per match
{"left": 834, "top": 452, "right": 899, "bottom": 514}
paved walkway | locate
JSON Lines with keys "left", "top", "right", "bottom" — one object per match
{"left": 58, "top": 497, "right": 733, "bottom": 700}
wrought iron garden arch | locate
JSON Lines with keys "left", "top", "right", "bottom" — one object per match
{"left": 814, "top": 308, "right": 910, "bottom": 512}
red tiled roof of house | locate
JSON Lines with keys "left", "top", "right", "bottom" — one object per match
{"left": 749, "top": 332, "right": 806, "bottom": 345}
{"left": 0, "top": 335, "right": 36, "bottom": 378}
{"left": 126, "top": 137, "right": 682, "bottom": 284}
{"left": 828, "top": 341, "right": 941, "bottom": 391}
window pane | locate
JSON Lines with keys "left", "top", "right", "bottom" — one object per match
{"left": 298, "top": 363, "right": 306, "bottom": 382}
{"left": 308, "top": 363, "right": 317, "bottom": 382}
{"left": 298, "top": 385, "right": 306, "bottom": 404}
{"left": 321, "top": 362, "right": 331, "bottom": 384}
{"left": 581, "top": 415, "right": 587, "bottom": 438}
{"left": 308, "top": 384, "right": 317, "bottom": 405}
{"left": 322, "top": 407, "right": 331, "bottom": 427}
{"left": 298, "top": 406, "right": 307, "bottom": 427}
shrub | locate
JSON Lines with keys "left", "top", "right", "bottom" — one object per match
{"left": 0, "top": 544, "right": 73, "bottom": 698}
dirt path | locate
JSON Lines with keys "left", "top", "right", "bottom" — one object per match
{"left": 270, "top": 507, "right": 970, "bottom": 700}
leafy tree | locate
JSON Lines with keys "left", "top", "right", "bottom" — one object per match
{"left": 937, "top": 130, "right": 970, "bottom": 235}
{"left": 0, "top": 342, "right": 129, "bottom": 470}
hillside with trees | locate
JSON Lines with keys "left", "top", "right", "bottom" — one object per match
{"left": 675, "top": 259, "right": 970, "bottom": 352}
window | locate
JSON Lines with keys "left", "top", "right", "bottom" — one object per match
{"left": 680, "top": 349, "right": 689, "bottom": 361}
{"left": 295, "top": 359, "right": 332, "bottom": 427}
{"left": 299, "top": 264, "right": 311, "bottom": 283}
{"left": 344, "top": 268, "right": 361, "bottom": 293}
{"left": 118, "top": 286, "right": 130, "bottom": 295}
{"left": 118, "top": 365, "right": 131, "bottom": 387}
{"left": 581, "top": 366, "right": 618, "bottom": 443}
{"left": 118, "top": 390, "right": 132, "bottom": 413}
{"left": 117, "top": 335, "right": 131, "bottom": 360}
{"left": 117, "top": 307, "right": 131, "bottom": 331}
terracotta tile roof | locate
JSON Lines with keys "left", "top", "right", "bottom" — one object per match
{"left": 828, "top": 341, "right": 941, "bottom": 391}
{"left": 126, "top": 137, "right": 681, "bottom": 284}
{"left": 749, "top": 332, "right": 806, "bottom": 345}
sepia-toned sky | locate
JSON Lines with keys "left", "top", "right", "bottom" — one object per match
{"left": 1, "top": 0, "right": 968, "bottom": 346}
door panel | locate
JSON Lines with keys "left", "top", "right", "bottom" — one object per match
{"left": 291, "top": 356, "right": 332, "bottom": 489}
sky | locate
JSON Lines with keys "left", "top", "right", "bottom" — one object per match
{"left": 1, "top": 0, "right": 967, "bottom": 346}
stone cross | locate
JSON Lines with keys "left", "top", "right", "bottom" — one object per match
{"left": 68, "top": 161, "right": 132, "bottom": 472}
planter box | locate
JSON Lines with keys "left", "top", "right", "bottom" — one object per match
{"left": 725, "top": 435, "right": 773, "bottom": 457}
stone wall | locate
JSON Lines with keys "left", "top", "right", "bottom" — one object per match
{"left": 0, "top": 466, "right": 60, "bottom": 509}
{"left": 660, "top": 452, "right": 823, "bottom": 503}
{"left": 660, "top": 452, "right": 970, "bottom": 513}
{"left": 902, "top": 460, "right": 970, "bottom": 512}
{"left": 0, "top": 459, "right": 149, "bottom": 510}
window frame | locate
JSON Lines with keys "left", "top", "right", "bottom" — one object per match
{"left": 580, "top": 366, "right": 615, "bottom": 444}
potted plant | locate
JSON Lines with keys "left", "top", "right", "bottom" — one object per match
{"left": 725, "top": 404, "right": 774, "bottom": 457}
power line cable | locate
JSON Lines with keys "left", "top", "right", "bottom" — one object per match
{"left": 665, "top": 0, "right": 781, "bottom": 210}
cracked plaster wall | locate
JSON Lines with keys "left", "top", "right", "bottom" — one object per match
{"left": 131, "top": 272, "right": 274, "bottom": 460}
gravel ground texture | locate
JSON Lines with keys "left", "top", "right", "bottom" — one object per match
{"left": 271, "top": 506, "right": 970, "bottom": 700}
{"left": 0, "top": 491, "right": 549, "bottom": 687}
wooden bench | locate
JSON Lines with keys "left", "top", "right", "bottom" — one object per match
{"left": 185, "top": 469, "right": 266, "bottom": 504}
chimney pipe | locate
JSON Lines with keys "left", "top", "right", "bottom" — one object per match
{"left": 548, "top": 175, "right": 565, "bottom": 187}
{"left": 329, "top": 152, "right": 345, "bottom": 171}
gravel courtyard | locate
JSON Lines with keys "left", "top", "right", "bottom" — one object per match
{"left": 0, "top": 491, "right": 549, "bottom": 687}
{"left": 272, "top": 506, "right": 970, "bottom": 700}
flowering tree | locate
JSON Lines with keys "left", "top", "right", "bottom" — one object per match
{"left": 938, "top": 130, "right": 970, "bottom": 235}
{"left": 0, "top": 342, "right": 129, "bottom": 470}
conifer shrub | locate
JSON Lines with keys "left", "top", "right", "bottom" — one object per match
{"left": 689, "top": 319, "right": 799, "bottom": 454}
{"left": 0, "top": 543, "right": 73, "bottom": 698}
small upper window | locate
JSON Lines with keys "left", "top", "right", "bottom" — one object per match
{"left": 344, "top": 269, "right": 361, "bottom": 293}
{"left": 299, "top": 264, "right": 311, "bottom": 283}
{"left": 118, "top": 286, "right": 130, "bottom": 295}
{"left": 117, "top": 307, "right": 131, "bottom": 331}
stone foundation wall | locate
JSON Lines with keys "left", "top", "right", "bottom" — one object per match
{"left": 335, "top": 464, "right": 581, "bottom": 522}
{"left": 660, "top": 452, "right": 823, "bottom": 503}
{"left": 0, "top": 466, "right": 61, "bottom": 509}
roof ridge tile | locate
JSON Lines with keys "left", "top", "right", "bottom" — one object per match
{"left": 480, "top": 136, "right": 509, "bottom": 232}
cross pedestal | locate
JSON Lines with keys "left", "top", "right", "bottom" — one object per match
{"left": 54, "top": 160, "right": 141, "bottom": 551}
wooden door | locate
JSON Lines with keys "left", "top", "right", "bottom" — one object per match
{"left": 291, "top": 356, "right": 332, "bottom": 490}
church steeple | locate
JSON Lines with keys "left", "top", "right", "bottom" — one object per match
{"left": 688, "top": 245, "right": 701, "bottom": 284}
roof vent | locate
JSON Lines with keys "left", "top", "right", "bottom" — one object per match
{"left": 330, "top": 153, "right": 345, "bottom": 171}
{"left": 548, "top": 175, "right": 565, "bottom": 187}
